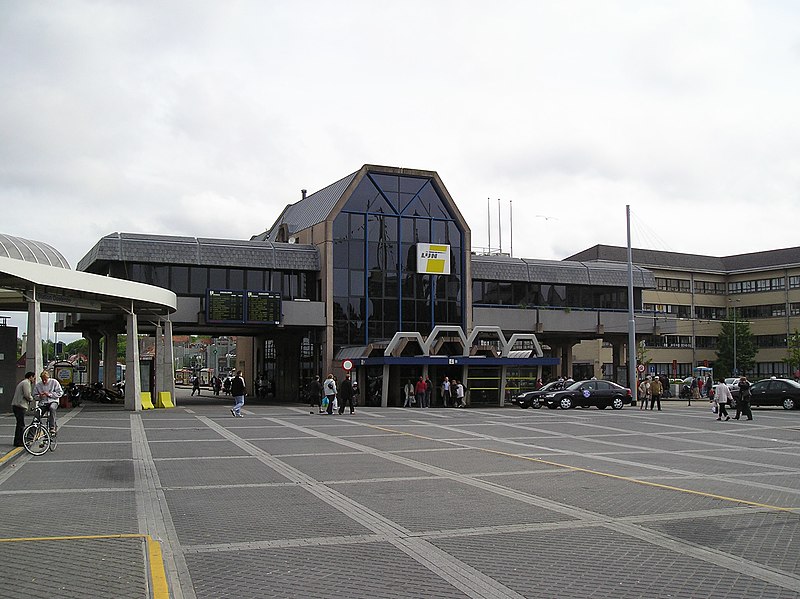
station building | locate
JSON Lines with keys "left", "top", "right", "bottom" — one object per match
{"left": 67, "top": 165, "right": 658, "bottom": 407}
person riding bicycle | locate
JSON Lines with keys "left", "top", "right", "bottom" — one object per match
{"left": 33, "top": 370, "right": 63, "bottom": 435}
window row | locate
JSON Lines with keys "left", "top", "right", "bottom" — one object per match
{"left": 473, "top": 281, "right": 636, "bottom": 310}
{"left": 694, "top": 281, "right": 726, "bottom": 295}
{"left": 656, "top": 278, "right": 690, "bottom": 292}
{"left": 111, "top": 263, "right": 317, "bottom": 299}
{"left": 644, "top": 335, "right": 693, "bottom": 348}
{"left": 644, "top": 304, "right": 692, "bottom": 318}
{"left": 729, "top": 277, "right": 785, "bottom": 294}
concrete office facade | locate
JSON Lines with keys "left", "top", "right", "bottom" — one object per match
{"left": 568, "top": 245, "right": 800, "bottom": 379}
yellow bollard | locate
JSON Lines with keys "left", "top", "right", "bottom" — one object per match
{"left": 156, "top": 392, "right": 175, "bottom": 409}
{"left": 141, "top": 392, "right": 155, "bottom": 410}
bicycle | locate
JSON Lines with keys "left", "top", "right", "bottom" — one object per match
{"left": 21, "top": 405, "right": 58, "bottom": 456}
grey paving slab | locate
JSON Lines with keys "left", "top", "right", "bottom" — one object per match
{"left": 0, "top": 537, "right": 148, "bottom": 599}
{"left": 185, "top": 542, "right": 469, "bottom": 599}
{"left": 144, "top": 426, "right": 226, "bottom": 441}
{"left": 333, "top": 478, "right": 574, "bottom": 533}
{"left": 629, "top": 451, "right": 788, "bottom": 476}
{"left": 0, "top": 490, "right": 138, "bottom": 537}
{"left": 1, "top": 460, "right": 135, "bottom": 491}
{"left": 672, "top": 431, "right": 800, "bottom": 449}
{"left": 481, "top": 470, "right": 739, "bottom": 517}
{"left": 165, "top": 485, "right": 373, "bottom": 546}
{"left": 435, "top": 526, "right": 800, "bottom": 599}
{"left": 250, "top": 436, "right": 352, "bottom": 455}
{"left": 643, "top": 512, "right": 800, "bottom": 575}
{"left": 155, "top": 456, "right": 290, "bottom": 487}
{"left": 280, "top": 452, "right": 431, "bottom": 482}
{"left": 339, "top": 433, "right": 457, "bottom": 452}
{"left": 535, "top": 454, "right": 687, "bottom": 478}
{"left": 636, "top": 476, "right": 800, "bottom": 509}
{"left": 147, "top": 439, "right": 251, "bottom": 459}
{"left": 54, "top": 424, "right": 132, "bottom": 443}
{"left": 398, "top": 446, "right": 561, "bottom": 475}
{"left": 36, "top": 441, "right": 134, "bottom": 461}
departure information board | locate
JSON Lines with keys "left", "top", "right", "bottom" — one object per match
{"left": 207, "top": 290, "right": 244, "bottom": 323}
{"left": 206, "top": 289, "right": 282, "bottom": 325}
{"left": 246, "top": 291, "right": 281, "bottom": 324}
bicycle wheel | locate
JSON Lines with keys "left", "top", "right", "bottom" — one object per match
{"left": 22, "top": 424, "right": 51, "bottom": 456}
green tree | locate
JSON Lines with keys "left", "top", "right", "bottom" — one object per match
{"left": 66, "top": 338, "right": 88, "bottom": 356}
{"left": 784, "top": 329, "right": 800, "bottom": 376}
{"left": 715, "top": 317, "right": 756, "bottom": 377}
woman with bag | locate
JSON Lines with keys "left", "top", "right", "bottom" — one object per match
{"left": 403, "top": 380, "right": 414, "bottom": 407}
{"left": 713, "top": 378, "right": 732, "bottom": 421}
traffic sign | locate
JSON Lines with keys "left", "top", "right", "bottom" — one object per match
{"left": 342, "top": 359, "right": 353, "bottom": 371}
{"left": 637, "top": 364, "right": 645, "bottom": 373}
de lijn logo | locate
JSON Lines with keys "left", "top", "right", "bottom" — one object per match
{"left": 416, "top": 243, "right": 451, "bottom": 275}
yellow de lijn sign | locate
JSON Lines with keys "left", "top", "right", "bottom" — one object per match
{"left": 417, "top": 243, "right": 451, "bottom": 275}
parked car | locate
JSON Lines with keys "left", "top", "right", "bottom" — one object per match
{"left": 511, "top": 380, "right": 572, "bottom": 409}
{"left": 542, "top": 379, "right": 633, "bottom": 410}
{"left": 747, "top": 378, "right": 800, "bottom": 410}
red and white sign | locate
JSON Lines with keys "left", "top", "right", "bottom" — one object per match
{"left": 342, "top": 359, "right": 353, "bottom": 372}
{"left": 637, "top": 364, "right": 646, "bottom": 373}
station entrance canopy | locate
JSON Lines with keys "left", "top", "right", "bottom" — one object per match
{"left": 0, "top": 237, "right": 177, "bottom": 411}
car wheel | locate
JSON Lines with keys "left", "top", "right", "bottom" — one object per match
{"left": 783, "top": 397, "right": 795, "bottom": 410}
{"left": 531, "top": 398, "right": 541, "bottom": 409}
{"left": 611, "top": 397, "right": 624, "bottom": 410}
{"left": 559, "top": 397, "right": 573, "bottom": 409}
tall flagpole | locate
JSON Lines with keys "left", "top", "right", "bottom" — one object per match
{"left": 627, "top": 205, "right": 638, "bottom": 405}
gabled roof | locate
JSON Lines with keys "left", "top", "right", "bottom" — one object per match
{"left": 0, "top": 233, "right": 70, "bottom": 268}
{"left": 78, "top": 233, "right": 319, "bottom": 272}
{"left": 471, "top": 254, "right": 654, "bottom": 288}
{"left": 567, "top": 244, "right": 800, "bottom": 274}
{"left": 254, "top": 171, "right": 359, "bottom": 242}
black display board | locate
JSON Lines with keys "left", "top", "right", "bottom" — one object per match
{"left": 206, "top": 289, "right": 282, "bottom": 324}
{"left": 246, "top": 291, "right": 281, "bottom": 324}
{"left": 207, "top": 290, "right": 244, "bottom": 323}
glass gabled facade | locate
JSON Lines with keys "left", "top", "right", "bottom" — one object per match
{"left": 331, "top": 172, "right": 464, "bottom": 348}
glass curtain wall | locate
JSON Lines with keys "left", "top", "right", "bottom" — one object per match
{"left": 332, "top": 173, "right": 463, "bottom": 349}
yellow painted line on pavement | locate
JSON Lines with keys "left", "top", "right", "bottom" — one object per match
{"left": 0, "top": 533, "right": 170, "bottom": 598}
{"left": 0, "top": 447, "right": 23, "bottom": 463}
{"left": 365, "top": 423, "right": 799, "bottom": 514}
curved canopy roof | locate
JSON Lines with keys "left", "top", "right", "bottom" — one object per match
{"left": 0, "top": 233, "right": 70, "bottom": 268}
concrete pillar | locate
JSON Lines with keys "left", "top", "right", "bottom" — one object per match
{"left": 26, "top": 291, "right": 43, "bottom": 376}
{"left": 125, "top": 310, "right": 142, "bottom": 411}
{"left": 498, "top": 365, "right": 507, "bottom": 407}
{"left": 102, "top": 331, "right": 117, "bottom": 388}
{"left": 162, "top": 319, "right": 176, "bottom": 403}
{"left": 611, "top": 340, "right": 622, "bottom": 385}
{"left": 462, "top": 365, "right": 470, "bottom": 406}
{"left": 562, "top": 343, "right": 574, "bottom": 379}
{"left": 381, "top": 364, "right": 390, "bottom": 408}
{"left": 86, "top": 331, "right": 101, "bottom": 384}
{"left": 155, "top": 322, "right": 164, "bottom": 399}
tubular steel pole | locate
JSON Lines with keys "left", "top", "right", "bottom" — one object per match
{"left": 626, "top": 205, "right": 638, "bottom": 405}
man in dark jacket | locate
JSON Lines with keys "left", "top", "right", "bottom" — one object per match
{"left": 230, "top": 371, "right": 246, "bottom": 417}
{"left": 735, "top": 376, "right": 753, "bottom": 420}
{"left": 309, "top": 375, "right": 323, "bottom": 414}
{"left": 338, "top": 374, "right": 356, "bottom": 414}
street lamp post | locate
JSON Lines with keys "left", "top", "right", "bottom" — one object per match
{"left": 728, "top": 298, "right": 741, "bottom": 375}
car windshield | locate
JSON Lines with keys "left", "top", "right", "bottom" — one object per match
{"left": 540, "top": 381, "right": 563, "bottom": 391}
{"left": 725, "top": 378, "right": 738, "bottom": 385}
{"left": 566, "top": 381, "right": 586, "bottom": 391}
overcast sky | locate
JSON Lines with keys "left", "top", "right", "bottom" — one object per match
{"left": 2, "top": 1, "right": 799, "bottom": 337}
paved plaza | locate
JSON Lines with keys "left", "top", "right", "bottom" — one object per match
{"left": 2, "top": 392, "right": 800, "bottom": 598}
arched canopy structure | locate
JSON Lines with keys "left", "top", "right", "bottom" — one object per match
{"left": 0, "top": 235, "right": 177, "bottom": 411}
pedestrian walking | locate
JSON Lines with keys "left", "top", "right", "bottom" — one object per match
{"left": 638, "top": 377, "right": 651, "bottom": 410}
{"left": 649, "top": 376, "right": 662, "bottom": 411}
{"left": 191, "top": 376, "right": 200, "bottom": 396}
{"left": 11, "top": 371, "right": 35, "bottom": 447}
{"left": 713, "top": 378, "right": 731, "bottom": 421}
{"left": 735, "top": 376, "right": 753, "bottom": 421}
{"left": 441, "top": 377, "right": 451, "bottom": 407}
{"left": 415, "top": 376, "right": 427, "bottom": 408}
{"left": 705, "top": 375, "right": 713, "bottom": 398}
{"left": 453, "top": 380, "right": 466, "bottom": 408}
{"left": 323, "top": 374, "right": 337, "bottom": 415}
{"left": 338, "top": 374, "right": 356, "bottom": 414}
{"left": 211, "top": 375, "right": 221, "bottom": 396}
{"left": 309, "top": 375, "right": 324, "bottom": 413}
{"left": 403, "top": 380, "right": 414, "bottom": 407}
{"left": 230, "top": 370, "right": 246, "bottom": 417}
{"left": 424, "top": 376, "right": 432, "bottom": 408}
